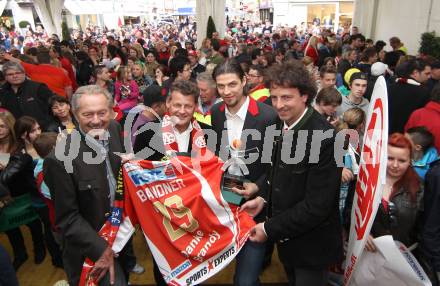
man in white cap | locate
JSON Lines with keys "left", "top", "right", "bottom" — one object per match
{"left": 364, "top": 62, "right": 393, "bottom": 101}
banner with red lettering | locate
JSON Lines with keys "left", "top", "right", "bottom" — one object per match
{"left": 344, "top": 76, "right": 389, "bottom": 285}
{"left": 115, "top": 154, "right": 255, "bottom": 285}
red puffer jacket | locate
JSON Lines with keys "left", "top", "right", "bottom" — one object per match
{"left": 405, "top": 101, "right": 440, "bottom": 152}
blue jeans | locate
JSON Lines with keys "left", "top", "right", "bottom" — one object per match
{"left": 234, "top": 240, "right": 266, "bottom": 286}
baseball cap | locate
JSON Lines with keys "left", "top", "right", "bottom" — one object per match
{"left": 371, "top": 62, "right": 390, "bottom": 76}
{"left": 143, "top": 85, "right": 165, "bottom": 107}
{"left": 344, "top": 68, "right": 361, "bottom": 86}
{"left": 349, "top": 72, "right": 368, "bottom": 84}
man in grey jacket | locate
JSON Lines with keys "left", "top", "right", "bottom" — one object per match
{"left": 336, "top": 72, "right": 369, "bottom": 117}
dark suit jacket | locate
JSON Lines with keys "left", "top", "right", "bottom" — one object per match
{"left": 264, "top": 109, "right": 343, "bottom": 268}
{"left": 210, "top": 97, "right": 277, "bottom": 218}
{"left": 43, "top": 120, "right": 125, "bottom": 285}
{"left": 388, "top": 81, "right": 430, "bottom": 134}
{"left": 0, "top": 80, "right": 55, "bottom": 131}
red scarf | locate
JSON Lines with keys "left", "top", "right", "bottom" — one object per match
{"left": 79, "top": 169, "right": 124, "bottom": 286}
{"left": 161, "top": 114, "right": 207, "bottom": 154}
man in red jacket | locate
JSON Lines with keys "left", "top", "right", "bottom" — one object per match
{"left": 405, "top": 83, "right": 440, "bottom": 152}
{"left": 50, "top": 44, "right": 77, "bottom": 91}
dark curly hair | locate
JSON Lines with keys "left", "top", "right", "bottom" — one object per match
{"left": 265, "top": 60, "right": 317, "bottom": 106}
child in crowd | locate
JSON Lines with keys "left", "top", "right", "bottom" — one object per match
{"left": 405, "top": 126, "right": 439, "bottom": 180}
{"left": 33, "top": 132, "right": 58, "bottom": 231}
{"left": 314, "top": 86, "right": 342, "bottom": 127}
{"left": 114, "top": 65, "right": 140, "bottom": 113}
{"left": 337, "top": 107, "right": 366, "bottom": 226}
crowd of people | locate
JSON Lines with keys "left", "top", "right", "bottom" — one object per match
{"left": 0, "top": 16, "right": 439, "bottom": 286}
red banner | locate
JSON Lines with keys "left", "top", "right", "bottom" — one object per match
{"left": 118, "top": 155, "right": 255, "bottom": 285}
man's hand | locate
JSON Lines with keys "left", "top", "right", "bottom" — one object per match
{"left": 249, "top": 223, "right": 268, "bottom": 243}
{"left": 365, "top": 235, "right": 376, "bottom": 252}
{"left": 329, "top": 116, "right": 340, "bottom": 127}
{"left": 231, "top": 182, "right": 259, "bottom": 200}
{"left": 341, "top": 168, "right": 354, "bottom": 183}
{"left": 119, "top": 153, "right": 135, "bottom": 164}
{"left": 89, "top": 247, "right": 115, "bottom": 284}
{"left": 240, "top": 196, "right": 265, "bottom": 217}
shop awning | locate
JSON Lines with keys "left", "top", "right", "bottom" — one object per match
{"left": 64, "top": 0, "right": 150, "bottom": 16}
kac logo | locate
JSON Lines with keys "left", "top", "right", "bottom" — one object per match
{"left": 163, "top": 132, "right": 176, "bottom": 145}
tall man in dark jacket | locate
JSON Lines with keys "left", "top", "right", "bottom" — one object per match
{"left": 43, "top": 85, "right": 130, "bottom": 285}
{"left": 242, "top": 61, "right": 343, "bottom": 286}
{"left": 0, "top": 61, "right": 54, "bottom": 130}
{"left": 210, "top": 60, "right": 277, "bottom": 286}
{"left": 423, "top": 159, "right": 440, "bottom": 284}
{"left": 388, "top": 59, "right": 431, "bottom": 133}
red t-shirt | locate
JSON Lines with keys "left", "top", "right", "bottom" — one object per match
{"left": 60, "top": 57, "right": 77, "bottom": 91}
{"left": 21, "top": 62, "right": 72, "bottom": 98}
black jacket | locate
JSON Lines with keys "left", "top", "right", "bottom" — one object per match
{"left": 318, "top": 45, "right": 334, "bottom": 67}
{"left": 337, "top": 59, "right": 352, "bottom": 82}
{"left": 0, "top": 80, "right": 54, "bottom": 130}
{"left": 191, "top": 64, "right": 206, "bottom": 79}
{"left": 210, "top": 98, "right": 277, "bottom": 207}
{"left": 234, "top": 52, "right": 251, "bottom": 65}
{"left": 0, "top": 149, "right": 37, "bottom": 198}
{"left": 388, "top": 80, "right": 430, "bottom": 134}
{"left": 263, "top": 109, "right": 343, "bottom": 268}
{"left": 423, "top": 159, "right": 440, "bottom": 272}
{"left": 43, "top": 120, "right": 124, "bottom": 285}
{"left": 371, "top": 188, "right": 422, "bottom": 247}
{"left": 76, "top": 59, "right": 94, "bottom": 86}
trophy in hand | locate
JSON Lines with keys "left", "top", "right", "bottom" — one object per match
{"left": 221, "top": 139, "right": 249, "bottom": 205}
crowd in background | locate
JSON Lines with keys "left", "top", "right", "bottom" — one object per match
{"left": 0, "top": 15, "right": 439, "bottom": 286}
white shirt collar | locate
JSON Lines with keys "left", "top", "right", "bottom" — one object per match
{"left": 225, "top": 96, "right": 249, "bottom": 121}
{"left": 172, "top": 122, "right": 193, "bottom": 153}
{"left": 172, "top": 122, "right": 193, "bottom": 135}
{"left": 283, "top": 107, "right": 309, "bottom": 130}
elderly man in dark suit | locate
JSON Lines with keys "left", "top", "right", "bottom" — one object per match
{"left": 43, "top": 85, "right": 129, "bottom": 285}
{"left": 242, "top": 61, "right": 343, "bottom": 286}
{"left": 210, "top": 60, "right": 277, "bottom": 286}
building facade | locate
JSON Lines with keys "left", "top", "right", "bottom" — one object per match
{"left": 272, "top": 0, "right": 354, "bottom": 32}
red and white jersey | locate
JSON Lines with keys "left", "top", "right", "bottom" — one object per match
{"left": 114, "top": 155, "right": 255, "bottom": 285}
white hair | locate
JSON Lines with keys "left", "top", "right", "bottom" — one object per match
{"left": 70, "top": 85, "right": 113, "bottom": 112}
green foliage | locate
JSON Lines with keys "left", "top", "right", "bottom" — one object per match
{"left": 206, "top": 16, "right": 216, "bottom": 39}
{"left": 61, "top": 21, "right": 70, "bottom": 42}
{"left": 18, "top": 21, "right": 30, "bottom": 29}
{"left": 419, "top": 31, "right": 440, "bottom": 59}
